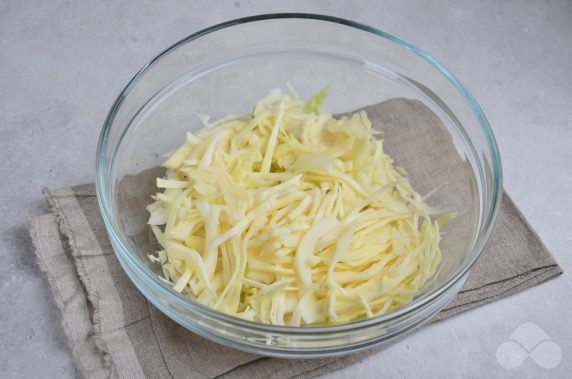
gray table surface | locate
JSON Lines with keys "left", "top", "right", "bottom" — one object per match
{"left": 1, "top": 1, "right": 571, "bottom": 378}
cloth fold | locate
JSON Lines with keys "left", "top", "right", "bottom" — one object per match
{"left": 31, "top": 99, "right": 562, "bottom": 378}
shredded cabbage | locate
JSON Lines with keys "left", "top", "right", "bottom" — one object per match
{"left": 147, "top": 85, "right": 451, "bottom": 326}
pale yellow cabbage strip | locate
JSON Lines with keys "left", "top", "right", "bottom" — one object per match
{"left": 147, "top": 85, "right": 450, "bottom": 326}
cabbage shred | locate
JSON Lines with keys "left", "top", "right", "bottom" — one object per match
{"left": 147, "top": 86, "right": 448, "bottom": 326}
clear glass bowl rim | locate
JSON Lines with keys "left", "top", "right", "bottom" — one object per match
{"left": 95, "top": 13, "right": 503, "bottom": 334}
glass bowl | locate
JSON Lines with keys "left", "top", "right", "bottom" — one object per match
{"left": 95, "top": 14, "right": 502, "bottom": 358}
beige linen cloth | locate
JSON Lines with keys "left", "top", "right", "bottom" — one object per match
{"left": 31, "top": 99, "right": 562, "bottom": 378}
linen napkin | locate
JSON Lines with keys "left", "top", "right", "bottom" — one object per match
{"left": 30, "top": 99, "right": 562, "bottom": 379}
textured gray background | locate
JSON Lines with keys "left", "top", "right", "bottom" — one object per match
{"left": 1, "top": 0, "right": 571, "bottom": 378}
